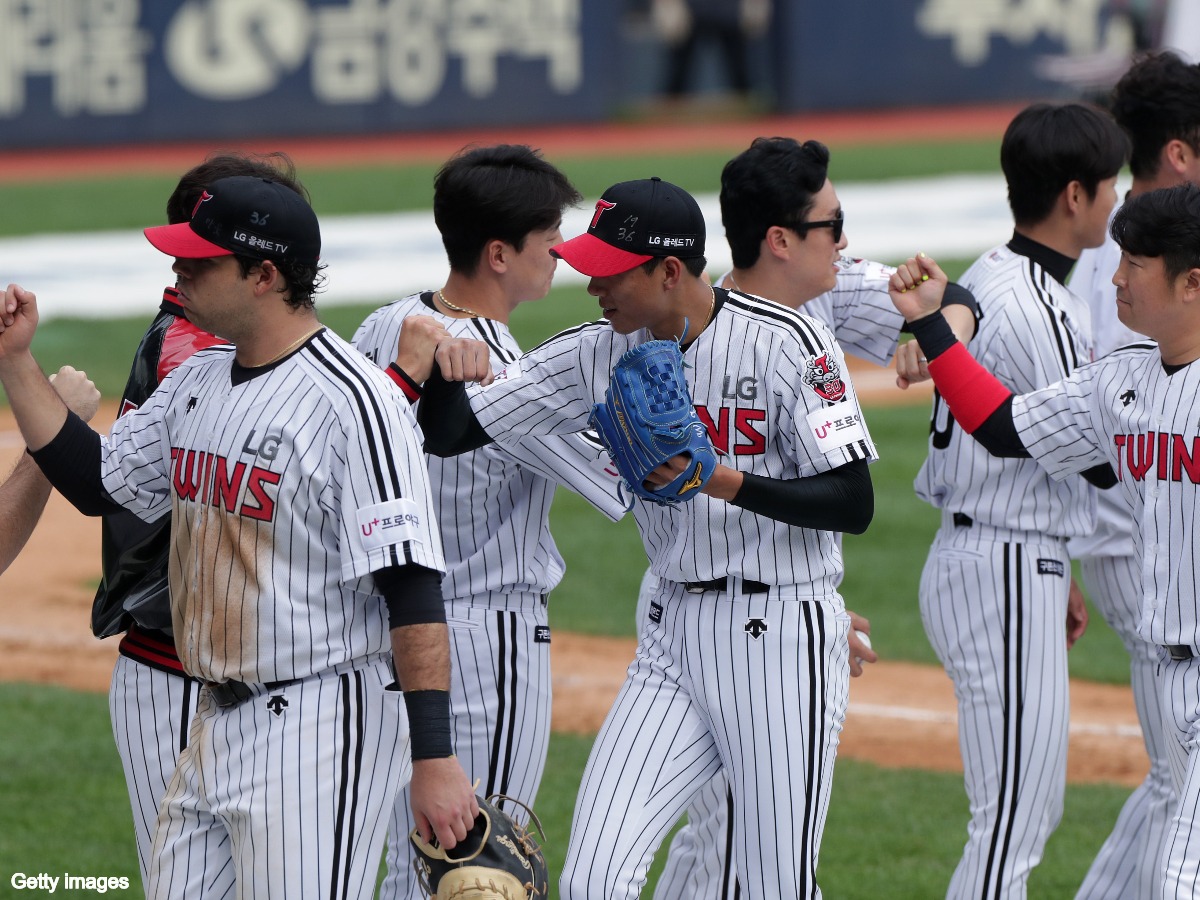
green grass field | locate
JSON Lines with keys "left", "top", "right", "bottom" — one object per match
{"left": 0, "top": 683, "right": 1129, "bottom": 898}
{"left": 0, "top": 138, "right": 1140, "bottom": 896}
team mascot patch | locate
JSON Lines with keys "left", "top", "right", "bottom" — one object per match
{"left": 802, "top": 353, "right": 847, "bottom": 402}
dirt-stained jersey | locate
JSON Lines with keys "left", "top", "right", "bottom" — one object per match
{"left": 98, "top": 329, "right": 443, "bottom": 684}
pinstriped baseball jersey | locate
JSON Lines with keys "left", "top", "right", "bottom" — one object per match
{"left": 720, "top": 256, "right": 904, "bottom": 368}
{"left": 353, "top": 291, "right": 626, "bottom": 604}
{"left": 1069, "top": 223, "right": 1141, "bottom": 559}
{"left": 916, "top": 242, "right": 1096, "bottom": 536}
{"left": 803, "top": 256, "right": 906, "bottom": 365}
{"left": 470, "top": 287, "right": 878, "bottom": 593}
{"left": 98, "top": 329, "right": 444, "bottom": 684}
{"left": 1066, "top": 216, "right": 1173, "bottom": 900}
{"left": 655, "top": 260, "right": 902, "bottom": 900}
{"left": 355, "top": 292, "right": 626, "bottom": 900}
{"left": 1010, "top": 343, "right": 1200, "bottom": 647}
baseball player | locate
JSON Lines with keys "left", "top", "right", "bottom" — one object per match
{"left": 647, "top": 135, "right": 980, "bottom": 900}
{"left": 92, "top": 153, "right": 313, "bottom": 889}
{"left": 0, "top": 367, "right": 99, "bottom": 574}
{"left": 350, "top": 144, "right": 627, "bottom": 900}
{"left": 906, "top": 103, "right": 1128, "bottom": 898}
{"left": 889, "top": 181, "right": 1200, "bottom": 900}
{"left": 0, "top": 175, "right": 477, "bottom": 899}
{"left": 417, "top": 175, "right": 877, "bottom": 898}
{"left": 1067, "top": 51, "right": 1200, "bottom": 900}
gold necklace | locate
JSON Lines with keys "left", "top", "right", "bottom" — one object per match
{"left": 437, "top": 289, "right": 485, "bottom": 319}
{"left": 702, "top": 283, "right": 716, "bottom": 330}
{"left": 255, "top": 326, "right": 322, "bottom": 368}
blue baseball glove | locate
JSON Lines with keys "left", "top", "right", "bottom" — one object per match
{"left": 589, "top": 339, "right": 717, "bottom": 505}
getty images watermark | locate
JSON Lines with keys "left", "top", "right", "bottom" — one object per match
{"left": 11, "top": 873, "right": 132, "bottom": 894}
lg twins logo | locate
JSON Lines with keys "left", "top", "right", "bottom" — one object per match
{"left": 590, "top": 198, "right": 617, "bottom": 229}
{"left": 191, "top": 190, "right": 214, "bottom": 218}
{"left": 802, "top": 353, "right": 846, "bottom": 402}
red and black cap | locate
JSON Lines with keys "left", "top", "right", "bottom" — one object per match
{"left": 551, "top": 177, "right": 705, "bottom": 277}
{"left": 144, "top": 175, "right": 320, "bottom": 266}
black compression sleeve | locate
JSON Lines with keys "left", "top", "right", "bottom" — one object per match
{"left": 375, "top": 564, "right": 447, "bottom": 628}
{"left": 941, "top": 282, "right": 979, "bottom": 316}
{"left": 731, "top": 458, "right": 873, "bottom": 533}
{"left": 1081, "top": 463, "right": 1118, "bottom": 489}
{"left": 968, "top": 398, "right": 1030, "bottom": 458}
{"left": 28, "top": 411, "right": 122, "bottom": 516}
{"left": 417, "top": 368, "right": 493, "bottom": 457}
{"left": 907, "top": 312, "right": 959, "bottom": 360}
{"left": 901, "top": 282, "right": 978, "bottom": 335}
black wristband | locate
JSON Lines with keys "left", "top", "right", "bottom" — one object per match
{"left": 388, "top": 362, "right": 423, "bottom": 400}
{"left": 907, "top": 311, "right": 958, "bottom": 361}
{"left": 404, "top": 689, "right": 453, "bottom": 760}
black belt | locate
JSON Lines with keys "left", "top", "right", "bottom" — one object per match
{"left": 953, "top": 513, "right": 973, "bottom": 527}
{"left": 1165, "top": 644, "right": 1196, "bottom": 661}
{"left": 205, "top": 678, "right": 293, "bottom": 709}
{"left": 684, "top": 578, "right": 770, "bottom": 595}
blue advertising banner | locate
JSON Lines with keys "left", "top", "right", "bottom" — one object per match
{"left": 0, "top": 0, "right": 613, "bottom": 149}
{"left": 0, "top": 0, "right": 1126, "bottom": 148}
{"left": 772, "top": 0, "right": 1123, "bottom": 111}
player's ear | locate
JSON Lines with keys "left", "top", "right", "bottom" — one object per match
{"left": 764, "top": 225, "right": 791, "bottom": 259}
{"left": 1063, "top": 180, "right": 1085, "bottom": 215}
{"left": 251, "top": 260, "right": 283, "bottom": 297}
{"left": 485, "top": 239, "right": 508, "bottom": 275}
{"left": 660, "top": 256, "right": 685, "bottom": 290}
{"left": 1164, "top": 139, "right": 1193, "bottom": 178}
{"left": 1181, "top": 266, "right": 1200, "bottom": 302}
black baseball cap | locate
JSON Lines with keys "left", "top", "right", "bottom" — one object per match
{"left": 144, "top": 175, "right": 320, "bottom": 266}
{"left": 551, "top": 177, "right": 705, "bottom": 277}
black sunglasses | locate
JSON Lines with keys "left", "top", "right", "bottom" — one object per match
{"left": 791, "top": 209, "right": 844, "bottom": 243}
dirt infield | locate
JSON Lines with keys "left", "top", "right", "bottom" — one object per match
{"left": 0, "top": 367, "right": 1149, "bottom": 788}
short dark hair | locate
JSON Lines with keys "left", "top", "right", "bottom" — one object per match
{"left": 720, "top": 137, "right": 831, "bottom": 269}
{"left": 1111, "top": 183, "right": 1200, "bottom": 282}
{"left": 1001, "top": 103, "right": 1130, "bottom": 227}
{"left": 434, "top": 144, "right": 582, "bottom": 275}
{"left": 638, "top": 256, "right": 708, "bottom": 278}
{"left": 1109, "top": 51, "right": 1200, "bottom": 182}
{"left": 168, "top": 152, "right": 324, "bottom": 310}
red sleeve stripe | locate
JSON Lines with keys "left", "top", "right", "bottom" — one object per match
{"left": 926, "top": 342, "right": 1013, "bottom": 433}
{"left": 387, "top": 363, "right": 422, "bottom": 404}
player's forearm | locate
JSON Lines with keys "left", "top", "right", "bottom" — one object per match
{"left": 0, "top": 351, "right": 69, "bottom": 451}
{"left": 0, "top": 453, "right": 53, "bottom": 574}
{"left": 392, "top": 623, "right": 454, "bottom": 761}
{"left": 909, "top": 312, "right": 1029, "bottom": 458}
{"left": 392, "top": 622, "right": 452, "bottom": 692}
{"left": 729, "top": 459, "right": 874, "bottom": 533}
{"left": 28, "top": 411, "right": 121, "bottom": 516}
{"left": 418, "top": 368, "right": 493, "bottom": 456}
{"left": 941, "top": 299, "right": 978, "bottom": 344}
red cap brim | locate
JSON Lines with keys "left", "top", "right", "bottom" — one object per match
{"left": 144, "top": 222, "right": 234, "bottom": 259}
{"left": 550, "top": 233, "right": 652, "bottom": 277}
